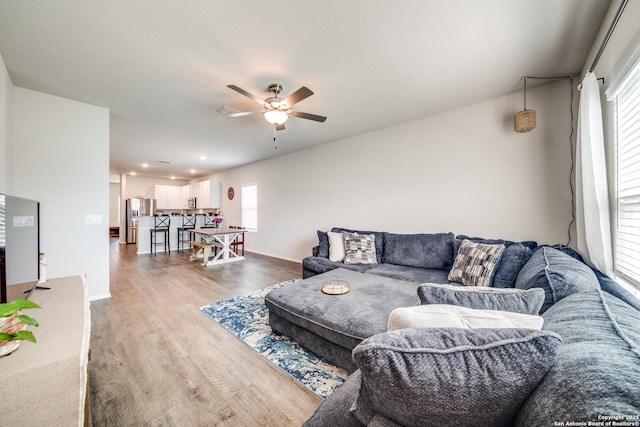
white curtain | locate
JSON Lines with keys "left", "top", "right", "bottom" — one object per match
{"left": 575, "top": 72, "right": 614, "bottom": 275}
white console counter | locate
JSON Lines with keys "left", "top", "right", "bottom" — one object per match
{"left": 0, "top": 275, "right": 90, "bottom": 426}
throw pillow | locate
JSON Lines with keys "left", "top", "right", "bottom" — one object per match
{"left": 515, "top": 246, "right": 601, "bottom": 313}
{"left": 448, "top": 239, "right": 505, "bottom": 286}
{"left": 351, "top": 328, "right": 563, "bottom": 427}
{"left": 387, "top": 305, "right": 544, "bottom": 331}
{"left": 327, "top": 231, "right": 345, "bottom": 262}
{"left": 343, "top": 232, "right": 378, "bottom": 265}
{"left": 417, "top": 283, "right": 545, "bottom": 315}
{"left": 317, "top": 230, "right": 330, "bottom": 258}
{"left": 491, "top": 243, "right": 533, "bottom": 288}
{"left": 332, "top": 227, "right": 385, "bottom": 264}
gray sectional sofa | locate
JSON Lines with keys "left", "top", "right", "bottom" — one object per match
{"left": 270, "top": 227, "right": 640, "bottom": 426}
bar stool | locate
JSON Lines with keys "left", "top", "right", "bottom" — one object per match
{"left": 177, "top": 214, "right": 196, "bottom": 252}
{"left": 229, "top": 225, "right": 245, "bottom": 256}
{"left": 202, "top": 213, "right": 217, "bottom": 228}
{"left": 150, "top": 215, "right": 171, "bottom": 255}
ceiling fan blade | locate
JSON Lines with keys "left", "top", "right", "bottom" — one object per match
{"left": 227, "top": 85, "right": 268, "bottom": 107}
{"left": 289, "top": 111, "right": 327, "bottom": 122}
{"left": 275, "top": 123, "right": 286, "bottom": 131}
{"left": 282, "top": 87, "right": 314, "bottom": 107}
{"left": 217, "top": 106, "right": 264, "bottom": 117}
{"left": 229, "top": 111, "right": 262, "bottom": 117}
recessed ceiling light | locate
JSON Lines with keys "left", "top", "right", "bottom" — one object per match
{"left": 141, "top": 163, "right": 149, "bottom": 168}
{"left": 130, "top": 172, "right": 137, "bottom": 176}
{"left": 199, "top": 156, "right": 206, "bottom": 160}
{"left": 170, "top": 176, "right": 176, "bottom": 180}
{"left": 190, "top": 169, "right": 196, "bottom": 174}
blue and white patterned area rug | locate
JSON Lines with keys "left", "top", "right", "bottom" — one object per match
{"left": 200, "top": 280, "right": 348, "bottom": 399}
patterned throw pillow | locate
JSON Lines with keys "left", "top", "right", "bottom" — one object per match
{"left": 448, "top": 239, "right": 505, "bottom": 286}
{"left": 343, "top": 232, "right": 378, "bottom": 265}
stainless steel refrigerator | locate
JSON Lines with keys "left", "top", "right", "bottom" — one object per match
{"left": 125, "top": 198, "right": 156, "bottom": 244}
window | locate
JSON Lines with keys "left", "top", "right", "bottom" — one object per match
{"left": 613, "top": 58, "right": 640, "bottom": 288}
{"left": 241, "top": 184, "right": 257, "bottom": 231}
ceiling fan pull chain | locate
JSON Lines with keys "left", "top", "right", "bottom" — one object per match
{"left": 273, "top": 126, "right": 278, "bottom": 149}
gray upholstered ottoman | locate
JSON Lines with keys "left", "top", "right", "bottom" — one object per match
{"left": 264, "top": 268, "right": 421, "bottom": 372}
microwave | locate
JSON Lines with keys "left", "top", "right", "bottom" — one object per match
{"left": 187, "top": 197, "right": 197, "bottom": 208}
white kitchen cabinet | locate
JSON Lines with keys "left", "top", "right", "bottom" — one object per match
{"left": 194, "top": 180, "right": 221, "bottom": 208}
{"left": 167, "top": 186, "right": 183, "bottom": 209}
{"left": 152, "top": 185, "right": 169, "bottom": 209}
{"left": 150, "top": 185, "right": 184, "bottom": 209}
{"left": 209, "top": 180, "right": 221, "bottom": 208}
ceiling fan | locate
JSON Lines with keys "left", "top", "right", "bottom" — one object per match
{"left": 218, "top": 83, "right": 327, "bottom": 131}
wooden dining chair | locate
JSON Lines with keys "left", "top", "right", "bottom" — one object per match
{"left": 229, "top": 225, "right": 245, "bottom": 256}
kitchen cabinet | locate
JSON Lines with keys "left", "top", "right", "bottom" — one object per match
{"left": 150, "top": 185, "right": 184, "bottom": 209}
{"left": 195, "top": 180, "right": 221, "bottom": 208}
{"left": 167, "top": 186, "right": 183, "bottom": 209}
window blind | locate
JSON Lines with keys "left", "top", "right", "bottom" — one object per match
{"left": 614, "top": 59, "right": 640, "bottom": 287}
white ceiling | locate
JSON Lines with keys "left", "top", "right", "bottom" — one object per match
{"left": 0, "top": 0, "right": 611, "bottom": 180}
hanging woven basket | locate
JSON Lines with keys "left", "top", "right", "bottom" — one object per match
{"left": 514, "top": 109, "right": 537, "bottom": 133}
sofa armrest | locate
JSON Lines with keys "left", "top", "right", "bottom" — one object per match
{"left": 303, "top": 370, "right": 364, "bottom": 427}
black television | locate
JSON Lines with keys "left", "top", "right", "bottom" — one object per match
{"left": 0, "top": 194, "right": 41, "bottom": 303}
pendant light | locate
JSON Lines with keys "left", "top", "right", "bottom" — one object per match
{"left": 514, "top": 76, "right": 537, "bottom": 133}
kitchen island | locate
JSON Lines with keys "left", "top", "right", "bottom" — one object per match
{"left": 136, "top": 215, "right": 222, "bottom": 254}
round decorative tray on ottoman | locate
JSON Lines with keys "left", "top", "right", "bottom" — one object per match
{"left": 321, "top": 277, "right": 350, "bottom": 295}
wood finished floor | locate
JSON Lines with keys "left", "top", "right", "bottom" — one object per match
{"left": 89, "top": 239, "right": 321, "bottom": 426}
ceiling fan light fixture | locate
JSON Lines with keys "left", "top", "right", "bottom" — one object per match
{"left": 264, "top": 110, "right": 289, "bottom": 125}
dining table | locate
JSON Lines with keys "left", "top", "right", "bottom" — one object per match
{"left": 189, "top": 227, "right": 245, "bottom": 266}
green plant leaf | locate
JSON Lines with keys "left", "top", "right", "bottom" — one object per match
{"left": 17, "top": 314, "right": 39, "bottom": 327}
{"left": 0, "top": 332, "right": 12, "bottom": 341}
{"left": 12, "top": 330, "right": 36, "bottom": 343}
{"left": 0, "top": 299, "right": 41, "bottom": 317}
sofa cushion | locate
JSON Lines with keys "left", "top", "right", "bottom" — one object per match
{"left": 454, "top": 235, "right": 538, "bottom": 251}
{"left": 303, "top": 370, "right": 366, "bottom": 427}
{"left": 317, "top": 230, "right": 330, "bottom": 258}
{"left": 517, "top": 290, "right": 640, "bottom": 424}
{"left": 344, "top": 232, "right": 378, "bottom": 265}
{"left": 382, "top": 232, "right": 455, "bottom": 270}
{"left": 448, "top": 240, "right": 505, "bottom": 286}
{"left": 265, "top": 268, "right": 421, "bottom": 351}
{"left": 351, "top": 328, "right": 562, "bottom": 427}
{"left": 303, "top": 256, "right": 375, "bottom": 276}
{"left": 593, "top": 268, "right": 640, "bottom": 311}
{"left": 364, "top": 263, "right": 450, "bottom": 284}
{"left": 387, "top": 305, "right": 544, "bottom": 331}
{"left": 332, "top": 227, "right": 385, "bottom": 264}
{"left": 549, "top": 244, "right": 640, "bottom": 311}
{"left": 417, "top": 283, "right": 545, "bottom": 315}
{"left": 515, "top": 246, "right": 601, "bottom": 313}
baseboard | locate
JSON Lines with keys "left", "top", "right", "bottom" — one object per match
{"left": 246, "top": 250, "right": 301, "bottom": 264}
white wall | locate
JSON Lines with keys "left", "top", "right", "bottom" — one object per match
{"left": 12, "top": 87, "right": 110, "bottom": 300}
{"left": 0, "top": 52, "right": 12, "bottom": 192}
{"left": 208, "top": 80, "right": 575, "bottom": 262}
